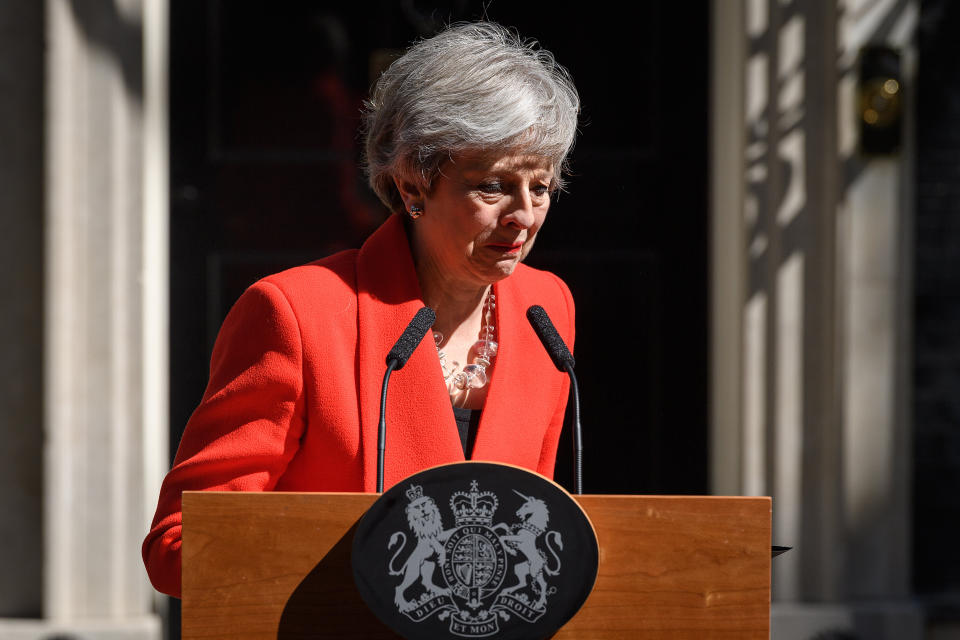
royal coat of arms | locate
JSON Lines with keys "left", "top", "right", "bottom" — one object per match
{"left": 351, "top": 462, "right": 598, "bottom": 640}
{"left": 386, "top": 480, "right": 564, "bottom": 637}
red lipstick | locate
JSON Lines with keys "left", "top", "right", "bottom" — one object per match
{"left": 487, "top": 241, "right": 524, "bottom": 254}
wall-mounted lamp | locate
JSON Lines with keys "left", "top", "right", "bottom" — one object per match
{"left": 859, "top": 45, "right": 902, "bottom": 155}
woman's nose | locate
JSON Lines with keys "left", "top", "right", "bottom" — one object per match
{"left": 502, "top": 190, "right": 536, "bottom": 229}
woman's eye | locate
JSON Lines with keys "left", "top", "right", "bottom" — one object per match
{"left": 478, "top": 182, "right": 503, "bottom": 194}
{"left": 531, "top": 185, "right": 550, "bottom": 197}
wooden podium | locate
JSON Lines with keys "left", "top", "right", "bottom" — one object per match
{"left": 182, "top": 492, "right": 770, "bottom": 639}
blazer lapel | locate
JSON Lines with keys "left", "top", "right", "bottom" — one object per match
{"left": 470, "top": 274, "right": 557, "bottom": 470}
{"left": 356, "top": 214, "right": 464, "bottom": 492}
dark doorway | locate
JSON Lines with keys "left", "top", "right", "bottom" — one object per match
{"left": 914, "top": 0, "right": 960, "bottom": 609}
{"left": 168, "top": 1, "right": 708, "bottom": 635}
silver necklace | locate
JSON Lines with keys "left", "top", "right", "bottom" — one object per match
{"left": 434, "top": 290, "right": 498, "bottom": 391}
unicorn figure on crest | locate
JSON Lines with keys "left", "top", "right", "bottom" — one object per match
{"left": 493, "top": 491, "right": 563, "bottom": 610}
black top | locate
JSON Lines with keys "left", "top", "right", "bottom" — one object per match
{"left": 451, "top": 406, "right": 481, "bottom": 458}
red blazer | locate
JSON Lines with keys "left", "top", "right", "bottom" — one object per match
{"left": 142, "top": 214, "right": 575, "bottom": 597}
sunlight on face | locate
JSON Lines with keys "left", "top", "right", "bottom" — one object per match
{"left": 409, "top": 152, "right": 555, "bottom": 291}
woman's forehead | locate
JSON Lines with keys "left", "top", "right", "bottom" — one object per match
{"left": 447, "top": 151, "right": 555, "bottom": 176}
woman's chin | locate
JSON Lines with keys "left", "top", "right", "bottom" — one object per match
{"left": 466, "top": 262, "right": 517, "bottom": 287}
{"left": 489, "top": 254, "right": 524, "bottom": 276}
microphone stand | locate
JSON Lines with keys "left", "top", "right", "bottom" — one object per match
{"left": 375, "top": 306, "right": 435, "bottom": 493}
{"left": 377, "top": 360, "right": 398, "bottom": 493}
{"left": 564, "top": 362, "right": 583, "bottom": 495}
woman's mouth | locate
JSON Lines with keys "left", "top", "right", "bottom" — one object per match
{"left": 486, "top": 241, "right": 524, "bottom": 254}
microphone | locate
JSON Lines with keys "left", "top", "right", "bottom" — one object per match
{"left": 526, "top": 305, "right": 583, "bottom": 494}
{"left": 378, "top": 307, "right": 436, "bottom": 492}
{"left": 526, "top": 305, "right": 575, "bottom": 371}
{"left": 386, "top": 307, "right": 437, "bottom": 369}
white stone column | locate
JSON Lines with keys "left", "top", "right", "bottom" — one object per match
{"left": 710, "top": 0, "right": 922, "bottom": 637}
{"left": 24, "top": 0, "right": 167, "bottom": 636}
{"left": 709, "top": 0, "right": 747, "bottom": 498}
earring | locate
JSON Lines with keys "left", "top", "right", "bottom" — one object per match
{"left": 408, "top": 205, "right": 424, "bottom": 220}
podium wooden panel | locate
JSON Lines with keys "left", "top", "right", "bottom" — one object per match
{"left": 182, "top": 492, "right": 770, "bottom": 639}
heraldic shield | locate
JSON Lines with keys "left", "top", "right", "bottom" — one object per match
{"left": 352, "top": 462, "right": 599, "bottom": 640}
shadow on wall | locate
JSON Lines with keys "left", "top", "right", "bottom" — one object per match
{"left": 743, "top": 0, "right": 915, "bottom": 605}
{"left": 67, "top": 0, "right": 143, "bottom": 102}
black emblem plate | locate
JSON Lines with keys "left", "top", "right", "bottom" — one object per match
{"left": 351, "top": 462, "right": 598, "bottom": 639}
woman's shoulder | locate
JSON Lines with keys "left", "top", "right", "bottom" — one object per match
{"left": 256, "top": 248, "right": 360, "bottom": 302}
{"left": 219, "top": 249, "right": 362, "bottom": 334}
{"left": 507, "top": 263, "right": 575, "bottom": 338}
{"left": 510, "top": 263, "right": 574, "bottom": 305}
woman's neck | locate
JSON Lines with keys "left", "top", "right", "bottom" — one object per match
{"left": 419, "top": 270, "right": 489, "bottom": 339}
{"left": 408, "top": 235, "right": 484, "bottom": 334}
{"left": 411, "top": 238, "right": 496, "bottom": 410}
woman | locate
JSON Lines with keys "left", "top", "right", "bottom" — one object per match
{"left": 143, "top": 21, "right": 579, "bottom": 598}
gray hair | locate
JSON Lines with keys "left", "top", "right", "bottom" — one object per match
{"left": 363, "top": 22, "right": 580, "bottom": 213}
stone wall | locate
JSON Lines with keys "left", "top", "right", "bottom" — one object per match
{"left": 711, "top": 0, "right": 924, "bottom": 637}
{"left": 0, "top": 0, "right": 166, "bottom": 636}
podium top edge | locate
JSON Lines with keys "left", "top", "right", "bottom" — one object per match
{"left": 182, "top": 491, "right": 772, "bottom": 501}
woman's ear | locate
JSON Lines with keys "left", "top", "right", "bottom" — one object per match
{"left": 392, "top": 176, "right": 426, "bottom": 212}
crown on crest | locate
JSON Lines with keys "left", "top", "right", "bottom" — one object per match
{"left": 405, "top": 484, "right": 424, "bottom": 502}
{"left": 450, "top": 480, "right": 498, "bottom": 527}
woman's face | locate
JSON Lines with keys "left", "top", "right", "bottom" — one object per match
{"left": 404, "top": 151, "right": 555, "bottom": 290}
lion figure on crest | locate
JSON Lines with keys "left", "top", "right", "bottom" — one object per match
{"left": 388, "top": 486, "right": 453, "bottom": 611}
